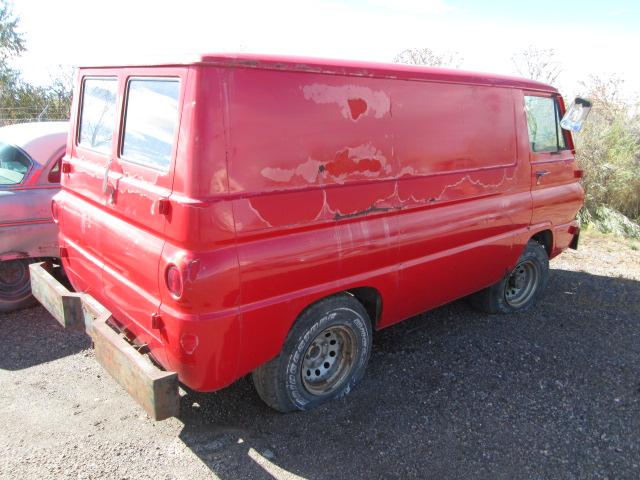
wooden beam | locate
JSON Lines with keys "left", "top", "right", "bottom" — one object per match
{"left": 29, "top": 262, "right": 84, "bottom": 330}
{"left": 30, "top": 262, "right": 179, "bottom": 421}
{"left": 90, "top": 318, "right": 179, "bottom": 421}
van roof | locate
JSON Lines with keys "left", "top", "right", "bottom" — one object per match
{"left": 80, "top": 53, "right": 557, "bottom": 93}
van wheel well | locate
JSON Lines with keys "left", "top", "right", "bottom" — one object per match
{"left": 346, "top": 287, "right": 381, "bottom": 329}
{"left": 531, "top": 230, "right": 552, "bottom": 257}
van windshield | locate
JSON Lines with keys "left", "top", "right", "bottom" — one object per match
{"left": 0, "top": 142, "right": 31, "bottom": 185}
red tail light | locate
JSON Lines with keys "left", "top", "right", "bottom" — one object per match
{"left": 51, "top": 199, "right": 59, "bottom": 223}
{"left": 166, "top": 265, "right": 183, "bottom": 298}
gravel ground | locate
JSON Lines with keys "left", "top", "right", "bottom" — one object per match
{"left": 1, "top": 232, "right": 639, "bottom": 479}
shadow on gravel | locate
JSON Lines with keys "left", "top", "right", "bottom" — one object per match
{"left": 0, "top": 305, "right": 91, "bottom": 371}
{"left": 176, "top": 268, "right": 640, "bottom": 479}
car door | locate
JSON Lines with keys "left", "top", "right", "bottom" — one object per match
{"left": 523, "top": 93, "right": 584, "bottom": 228}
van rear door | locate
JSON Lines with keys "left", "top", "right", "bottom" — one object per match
{"left": 62, "top": 75, "right": 119, "bottom": 295}
{"left": 99, "top": 70, "right": 185, "bottom": 343}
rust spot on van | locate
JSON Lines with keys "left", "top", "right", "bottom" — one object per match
{"left": 347, "top": 98, "right": 367, "bottom": 120}
{"left": 325, "top": 179, "right": 396, "bottom": 217}
{"left": 334, "top": 205, "right": 393, "bottom": 220}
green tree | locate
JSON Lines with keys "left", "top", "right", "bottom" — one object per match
{"left": 0, "top": 1, "right": 24, "bottom": 63}
{"left": 0, "top": 0, "right": 26, "bottom": 121}
{"left": 575, "top": 75, "right": 640, "bottom": 226}
{"left": 0, "top": 1, "right": 71, "bottom": 125}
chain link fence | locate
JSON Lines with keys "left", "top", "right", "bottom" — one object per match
{"left": 0, "top": 105, "right": 70, "bottom": 126}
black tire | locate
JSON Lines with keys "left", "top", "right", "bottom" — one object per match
{"left": 470, "top": 240, "right": 549, "bottom": 314}
{"left": 252, "top": 294, "right": 372, "bottom": 412}
{"left": 0, "top": 258, "right": 37, "bottom": 313}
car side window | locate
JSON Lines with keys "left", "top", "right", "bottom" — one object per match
{"left": 0, "top": 142, "right": 31, "bottom": 185}
{"left": 524, "top": 95, "right": 566, "bottom": 153}
{"left": 78, "top": 77, "right": 118, "bottom": 154}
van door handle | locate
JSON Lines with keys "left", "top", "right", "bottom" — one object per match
{"left": 535, "top": 169, "right": 550, "bottom": 184}
{"left": 102, "top": 158, "right": 113, "bottom": 194}
{"left": 102, "top": 158, "right": 116, "bottom": 204}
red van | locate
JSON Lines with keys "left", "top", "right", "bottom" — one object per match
{"left": 31, "top": 54, "right": 583, "bottom": 418}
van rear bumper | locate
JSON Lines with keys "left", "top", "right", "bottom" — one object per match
{"left": 29, "top": 262, "right": 179, "bottom": 421}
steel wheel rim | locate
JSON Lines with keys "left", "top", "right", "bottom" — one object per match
{"left": 504, "top": 259, "right": 539, "bottom": 308}
{"left": 0, "top": 259, "right": 31, "bottom": 300}
{"left": 301, "top": 325, "right": 358, "bottom": 396}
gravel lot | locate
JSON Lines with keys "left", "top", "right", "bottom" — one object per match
{"left": 1, "top": 232, "right": 639, "bottom": 479}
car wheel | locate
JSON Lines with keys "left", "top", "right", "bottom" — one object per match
{"left": 0, "top": 259, "right": 37, "bottom": 313}
{"left": 252, "top": 294, "right": 372, "bottom": 412}
{"left": 470, "top": 240, "right": 549, "bottom": 314}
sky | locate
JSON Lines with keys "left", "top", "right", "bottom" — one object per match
{"left": 10, "top": 0, "right": 640, "bottom": 98}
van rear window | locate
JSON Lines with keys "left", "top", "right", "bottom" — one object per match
{"left": 121, "top": 78, "right": 180, "bottom": 171}
{"left": 78, "top": 78, "right": 118, "bottom": 154}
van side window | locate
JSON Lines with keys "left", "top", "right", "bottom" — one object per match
{"left": 121, "top": 78, "right": 180, "bottom": 171}
{"left": 524, "top": 96, "right": 566, "bottom": 153}
{"left": 78, "top": 78, "right": 118, "bottom": 154}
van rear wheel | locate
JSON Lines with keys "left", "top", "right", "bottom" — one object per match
{"left": 0, "top": 259, "right": 37, "bottom": 313}
{"left": 470, "top": 240, "right": 549, "bottom": 314}
{"left": 252, "top": 294, "right": 372, "bottom": 412}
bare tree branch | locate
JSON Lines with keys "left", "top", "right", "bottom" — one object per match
{"left": 511, "top": 46, "right": 562, "bottom": 84}
{"left": 393, "top": 48, "right": 463, "bottom": 68}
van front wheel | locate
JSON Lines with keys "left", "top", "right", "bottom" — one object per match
{"left": 252, "top": 294, "right": 372, "bottom": 412}
{"left": 471, "top": 240, "right": 549, "bottom": 314}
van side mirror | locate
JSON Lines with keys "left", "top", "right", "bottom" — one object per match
{"left": 561, "top": 97, "right": 592, "bottom": 133}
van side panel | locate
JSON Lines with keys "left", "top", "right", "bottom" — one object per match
{"left": 392, "top": 85, "right": 531, "bottom": 321}
{"left": 221, "top": 68, "right": 402, "bottom": 376}
{"left": 218, "top": 68, "right": 532, "bottom": 379}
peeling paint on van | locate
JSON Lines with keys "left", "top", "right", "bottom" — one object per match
{"left": 261, "top": 158, "right": 323, "bottom": 184}
{"left": 323, "top": 144, "right": 391, "bottom": 183}
{"left": 301, "top": 84, "right": 390, "bottom": 121}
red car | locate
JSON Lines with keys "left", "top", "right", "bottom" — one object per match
{"left": 0, "top": 122, "right": 68, "bottom": 312}
{"left": 32, "top": 55, "right": 584, "bottom": 418}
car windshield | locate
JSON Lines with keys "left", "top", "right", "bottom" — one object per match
{"left": 0, "top": 142, "right": 31, "bottom": 185}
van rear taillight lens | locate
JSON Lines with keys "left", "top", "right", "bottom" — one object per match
{"left": 166, "top": 265, "right": 183, "bottom": 298}
{"left": 51, "top": 199, "right": 59, "bottom": 223}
